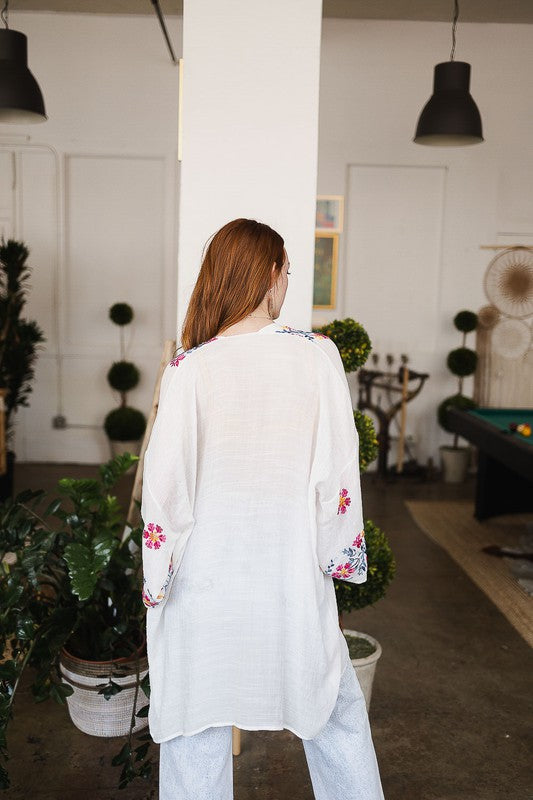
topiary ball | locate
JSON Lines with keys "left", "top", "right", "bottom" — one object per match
{"left": 107, "top": 361, "right": 140, "bottom": 392}
{"left": 313, "top": 318, "right": 372, "bottom": 372}
{"left": 447, "top": 347, "right": 478, "bottom": 377}
{"left": 437, "top": 393, "right": 477, "bottom": 433}
{"left": 109, "top": 303, "right": 134, "bottom": 326}
{"left": 353, "top": 410, "right": 379, "bottom": 473}
{"left": 334, "top": 519, "right": 396, "bottom": 614}
{"left": 104, "top": 407, "right": 146, "bottom": 441}
{"left": 454, "top": 310, "right": 478, "bottom": 334}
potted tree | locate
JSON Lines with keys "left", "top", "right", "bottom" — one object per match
{"left": 0, "top": 239, "right": 45, "bottom": 500}
{"left": 314, "top": 318, "right": 396, "bottom": 709}
{"left": 0, "top": 454, "right": 152, "bottom": 790}
{"left": 437, "top": 310, "right": 478, "bottom": 483}
{"left": 104, "top": 303, "right": 146, "bottom": 459}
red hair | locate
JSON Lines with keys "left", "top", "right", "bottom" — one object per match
{"left": 181, "top": 218, "right": 285, "bottom": 351}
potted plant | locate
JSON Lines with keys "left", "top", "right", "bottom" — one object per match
{"left": 314, "top": 318, "right": 396, "bottom": 709}
{"left": 437, "top": 310, "right": 478, "bottom": 483}
{"left": 0, "top": 454, "right": 153, "bottom": 790}
{"left": 0, "top": 238, "right": 45, "bottom": 500}
{"left": 104, "top": 303, "right": 146, "bottom": 459}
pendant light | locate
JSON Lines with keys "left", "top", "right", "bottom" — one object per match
{"left": 414, "top": 0, "right": 483, "bottom": 146}
{"left": 0, "top": 0, "right": 47, "bottom": 123}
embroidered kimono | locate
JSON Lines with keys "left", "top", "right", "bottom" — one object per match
{"left": 141, "top": 321, "right": 367, "bottom": 743}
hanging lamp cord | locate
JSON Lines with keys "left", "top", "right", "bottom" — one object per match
{"left": 450, "top": 0, "right": 459, "bottom": 61}
{"left": 1, "top": 0, "right": 9, "bottom": 29}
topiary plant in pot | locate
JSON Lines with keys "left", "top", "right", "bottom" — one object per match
{"left": 0, "top": 454, "right": 153, "bottom": 790}
{"left": 314, "top": 318, "right": 396, "bottom": 709}
{"left": 0, "top": 238, "right": 45, "bottom": 500}
{"left": 437, "top": 310, "right": 478, "bottom": 483}
{"left": 104, "top": 303, "right": 146, "bottom": 459}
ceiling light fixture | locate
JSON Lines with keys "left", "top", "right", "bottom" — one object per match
{"left": 0, "top": 0, "right": 47, "bottom": 123}
{"left": 413, "top": 0, "right": 483, "bottom": 146}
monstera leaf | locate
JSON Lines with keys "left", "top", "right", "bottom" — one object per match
{"left": 64, "top": 532, "right": 117, "bottom": 601}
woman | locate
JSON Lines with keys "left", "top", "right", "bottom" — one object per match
{"left": 141, "top": 218, "right": 385, "bottom": 800}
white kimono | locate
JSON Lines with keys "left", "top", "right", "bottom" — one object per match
{"left": 141, "top": 321, "right": 367, "bottom": 743}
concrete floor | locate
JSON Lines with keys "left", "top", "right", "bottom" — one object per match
{"left": 3, "top": 464, "right": 532, "bottom": 799}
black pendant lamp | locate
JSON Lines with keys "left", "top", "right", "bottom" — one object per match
{"left": 414, "top": 0, "right": 482, "bottom": 146}
{"left": 0, "top": 1, "right": 47, "bottom": 123}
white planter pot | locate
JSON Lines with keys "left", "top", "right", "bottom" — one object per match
{"left": 59, "top": 648, "right": 149, "bottom": 737}
{"left": 440, "top": 445, "right": 469, "bottom": 483}
{"left": 343, "top": 629, "right": 382, "bottom": 711}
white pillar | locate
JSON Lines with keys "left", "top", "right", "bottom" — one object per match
{"left": 177, "top": 0, "right": 323, "bottom": 336}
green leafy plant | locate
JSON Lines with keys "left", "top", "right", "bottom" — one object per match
{"left": 104, "top": 407, "right": 147, "bottom": 442}
{"left": 333, "top": 519, "right": 396, "bottom": 615}
{"left": 353, "top": 409, "right": 379, "bottom": 473}
{"left": 0, "top": 238, "right": 45, "bottom": 445}
{"left": 313, "top": 317, "right": 396, "bottom": 632}
{"left": 438, "top": 309, "right": 478, "bottom": 448}
{"left": 0, "top": 454, "right": 154, "bottom": 790}
{"left": 104, "top": 302, "right": 146, "bottom": 442}
{"left": 313, "top": 317, "right": 371, "bottom": 372}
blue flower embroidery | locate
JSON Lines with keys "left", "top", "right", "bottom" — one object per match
{"left": 275, "top": 326, "right": 329, "bottom": 342}
{"left": 324, "top": 530, "right": 367, "bottom": 580}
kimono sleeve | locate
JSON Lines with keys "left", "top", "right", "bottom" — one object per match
{"left": 140, "top": 359, "right": 197, "bottom": 609}
{"left": 313, "top": 337, "right": 367, "bottom": 584}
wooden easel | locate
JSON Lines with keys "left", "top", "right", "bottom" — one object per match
{"left": 127, "top": 340, "right": 242, "bottom": 757}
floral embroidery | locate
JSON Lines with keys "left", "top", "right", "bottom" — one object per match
{"left": 170, "top": 337, "right": 218, "bottom": 366}
{"left": 337, "top": 488, "right": 351, "bottom": 515}
{"left": 324, "top": 529, "right": 367, "bottom": 581}
{"left": 143, "top": 522, "right": 166, "bottom": 549}
{"left": 275, "top": 325, "right": 329, "bottom": 341}
{"left": 142, "top": 559, "right": 174, "bottom": 608}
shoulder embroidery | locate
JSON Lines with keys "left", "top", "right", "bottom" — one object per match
{"left": 169, "top": 337, "right": 218, "bottom": 367}
{"left": 275, "top": 325, "right": 329, "bottom": 342}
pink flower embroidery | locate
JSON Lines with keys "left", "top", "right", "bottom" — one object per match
{"left": 143, "top": 522, "right": 166, "bottom": 550}
{"left": 337, "top": 488, "right": 351, "bottom": 515}
{"left": 169, "top": 353, "right": 187, "bottom": 367}
{"left": 332, "top": 562, "right": 356, "bottom": 579}
{"left": 352, "top": 530, "right": 365, "bottom": 548}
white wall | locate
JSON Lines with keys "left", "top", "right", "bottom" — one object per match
{"left": 1, "top": 12, "right": 181, "bottom": 463}
{"left": 177, "top": 0, "right": 323, "bottom": 331}
{"left": 315, "top": 19, "right": 533, "bottom": 467}
{"left": 2, "top": 14, "right": 533, "bottom": 466}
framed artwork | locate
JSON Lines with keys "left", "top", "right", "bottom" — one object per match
{"left": 313, "top": 233, "right": 338, "bottom": 309}
{"left": 315, "top": 195, "right": 344, "bottom": 233}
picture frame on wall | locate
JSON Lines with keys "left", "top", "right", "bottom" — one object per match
{"left": 313, "top": 233, "right": 338, "bottom": 309}
{"left": 315, "top": 195, "right": 344, "bottom": 233}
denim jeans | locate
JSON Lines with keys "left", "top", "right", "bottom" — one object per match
{"left": 159, "top": 649, "right": 385, "bottom": 800}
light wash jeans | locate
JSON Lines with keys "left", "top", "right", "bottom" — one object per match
{"left": 159, "top": 648, "right": 385, "bottom": 800}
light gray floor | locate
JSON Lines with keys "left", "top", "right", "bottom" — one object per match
{"left": 4, "top": 464, "right": 532, "bottom": 800}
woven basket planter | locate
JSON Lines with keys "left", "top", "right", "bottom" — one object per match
{"left": 59, "top": 646, "right": 149, "bottom": 738}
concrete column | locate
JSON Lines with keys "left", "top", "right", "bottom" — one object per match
{"left": 177, "top": 0, "right": 323, "bottom": 335}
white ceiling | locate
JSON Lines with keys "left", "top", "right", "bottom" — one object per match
{"left": 9, "top": 0, "right": 533, "bottom": 23}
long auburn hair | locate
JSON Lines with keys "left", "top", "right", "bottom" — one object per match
{"left": 180, "top": 218, "right": 285, "bottom": 351}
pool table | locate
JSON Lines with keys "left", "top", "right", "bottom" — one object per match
{"left": 447, "top": 407, "right": 533, "bottom": 520}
